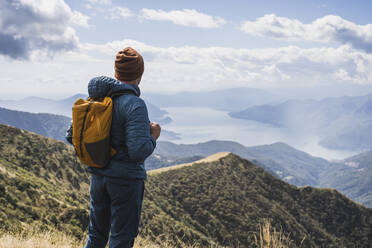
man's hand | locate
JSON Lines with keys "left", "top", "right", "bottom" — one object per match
{"left": 150, "top": 122, "right": 161, "bottom": 140}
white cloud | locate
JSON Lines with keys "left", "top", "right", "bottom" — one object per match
{"left": 105, "top": 7, "right": 133, "bottom": 20}
{"left": 84, "top": 0, "right": 112, "bottom": 8}
{"left": 71, "top": 10, "right": 90, "bottom": 27}
{"left": 84, "top": 0, "right": 133, "bottom": 20}
{"left": 2, "top": 39, "right": 372, "bottom": 98}
{"left": 0, "top": 0, "right": 89, "bottom": 59}
{"left": 140, "top": 8, "right": 226, "bottom": 28}
{"left": 80, "top": 40, "right": 372, "bottom": 92}
{"left": 240, "top": 14, "right": 372, "bottom": 53}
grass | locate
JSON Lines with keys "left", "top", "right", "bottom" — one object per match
{"left": 0, "top": 219, "right": 299, "bottom": 248}
{"left": 0, "top": 233, "right": 184, "bottom": 248}
{"left": 0, "top": 231, "right": 84, "bottom": 248}
{"left": 0, "top": 230, "right": 187, "bottom": 248}
{"left": 254, "top": 219, "right": 304, "bottom": 248}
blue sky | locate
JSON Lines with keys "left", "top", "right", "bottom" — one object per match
{"left": 70, "top": 0, "right": 372, "bottom": 47}
{"left": 1, "top": 0, "right": 372, "bottom": 99}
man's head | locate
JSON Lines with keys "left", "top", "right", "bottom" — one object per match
{"left": 114, "top": 47, "right": 144, "bottom": 85}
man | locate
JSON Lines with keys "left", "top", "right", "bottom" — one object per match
{"left": 68, "top": 47, "right": 160, "bottom": 248}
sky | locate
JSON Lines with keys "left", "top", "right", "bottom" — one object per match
{"left": 1, "top": 0, "right": 372, "bottom": 99}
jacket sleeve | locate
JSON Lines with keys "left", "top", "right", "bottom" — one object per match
{"left": 65, "top": 122, "right": 73, "bottom": 145}
{"left": 125, "top": 101, "right": 156, "bottom": 161}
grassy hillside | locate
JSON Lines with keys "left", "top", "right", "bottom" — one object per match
{"left": 0, "top": 124, "right": 90, "bottom": 238}
{"left": 1, "top": 124, "right": 372, "bottom": 247}
{"left": 140, "top": 153, "right": 372, "bottom": 247}
{"left": 0, "top": 220, "right": 295, "bottom": 248}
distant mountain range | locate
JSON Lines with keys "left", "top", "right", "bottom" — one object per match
{"left": 0, "top": 106, "right": 179, "bottom": 142}
{"left": 0, "top": 94, "right": 172, "bottom": 125}
{"left": 319, "top": 150, "right": 372, "bottom": 208}
{"left": 0, "top": 107, "right": 71, "bottom": 141}
{"left": 153, "top": 140, "right": 372, "bottom": 208}
{"left": 154, "top": 140, "right": 330, "bottom": 186}
{"left": 229, "top": 94, "right": 372, "bottom": 151}
{"left": 1, "top": 105, "right": 371, "bottom": 209}
{"left": 1, "top": 124, "right": 372, "bottom": 247}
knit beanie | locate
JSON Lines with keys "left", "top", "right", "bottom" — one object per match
{"left": 114, "top": 47, "right": 144, "bottom": 82}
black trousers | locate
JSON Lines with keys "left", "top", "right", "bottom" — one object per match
{"left": 84, "top": 174, "right": 144, "bottom": 248}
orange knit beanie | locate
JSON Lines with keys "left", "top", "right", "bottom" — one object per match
{"left": 114, "top": 47, "right": 144, "bottom": 82}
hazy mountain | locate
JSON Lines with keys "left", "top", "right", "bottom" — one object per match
{"left": 229, "top": 94, "right": 372, "bottom": 151}
{"left": 2, "top": 105, "right": 371, "bottom": 209}
{"left": 0, "top": 106, "right": 180, "bottom": 169}
{"left": 0, "top": 96, "right": 73, "bottom": 117}
{"left": 244, "top": 142, "right": 330, "bottom": 186}
{"left": 2, "top": 124, "right": 372, "bottom": 247}
{"left": 143, "top": 87, "right": 281, "bottom": 111}
{"left": 154, "top": 140, "right": 330, "bottom": 186}
{"left": 2, "top": 105, "right": 370, "bottom": 208}
{"left": 155, "top": 140, "right": 248, "bottom": 158}
{"left": 0, "top": 107, "right": 71, "bottom": 142}
{"left": 142, "top": 153, "right": 372, "bottom": 247}
{"left": 153, "top": 140, "right": 372, "bottom": 207}
{"left": 0, "top": 106, "right": 179, "bottom": 143}
{"left": 143, "top": 84, "right": 372, "bottom": 112}
{"left": 319, "top": 150, "right": 372, "bottom": 208}
{"left": 0, "top": 94, "right": 172, "bottom": 125}
{"left": 145, "top": 101, "right": 172, "bottom": 125}
{"left": 145, "top": 153, "right": 203, "bottom": 171}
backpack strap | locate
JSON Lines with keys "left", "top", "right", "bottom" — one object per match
{"left": 79, "top": 101, "right": 93, "bottom": 158}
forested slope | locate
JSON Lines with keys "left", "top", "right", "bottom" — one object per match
{"left": 1, "top": 124, "right": 371, "bottom": 247}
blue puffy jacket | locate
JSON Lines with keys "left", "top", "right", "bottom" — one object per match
{"left": 67, "top": 76, "right": 156, "bottom": 179}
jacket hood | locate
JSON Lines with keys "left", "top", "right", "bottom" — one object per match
{"left": 88, "top": 76, "right": 140, "bottom": 98}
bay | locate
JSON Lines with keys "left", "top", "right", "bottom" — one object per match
{"left": 161, "top": 107, "right": 358, "bottom": 160}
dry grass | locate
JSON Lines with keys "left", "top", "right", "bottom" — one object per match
{"left": 0, "top": 231, "right": 84, "bottom": 248}
{"left": 254, "top": 219, "right": 303, "bottom": 248}
{"left": 0, "top": 219, "right": 302, "bottom": 248}
{"left": 0, "top": 231, "right": 187, "bottom": 248}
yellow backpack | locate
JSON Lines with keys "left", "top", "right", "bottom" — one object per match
{"left": 72, "top": 97, "right": 116, "bottom": 168}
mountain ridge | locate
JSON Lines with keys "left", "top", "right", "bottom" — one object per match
{"left": 149, "top": 152, "right": 231, "bottom": 174}
{"left": 1, "top": 124, "right": 372, "bottom": 247}
{"left": 141, "top": 152, "right": 372, "bottom": 247}
{"left": 153, "top": 140, "right": 372, "bottom": 208}
{"left": 155, "top": 140, "right": 330, "bottom": 186}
